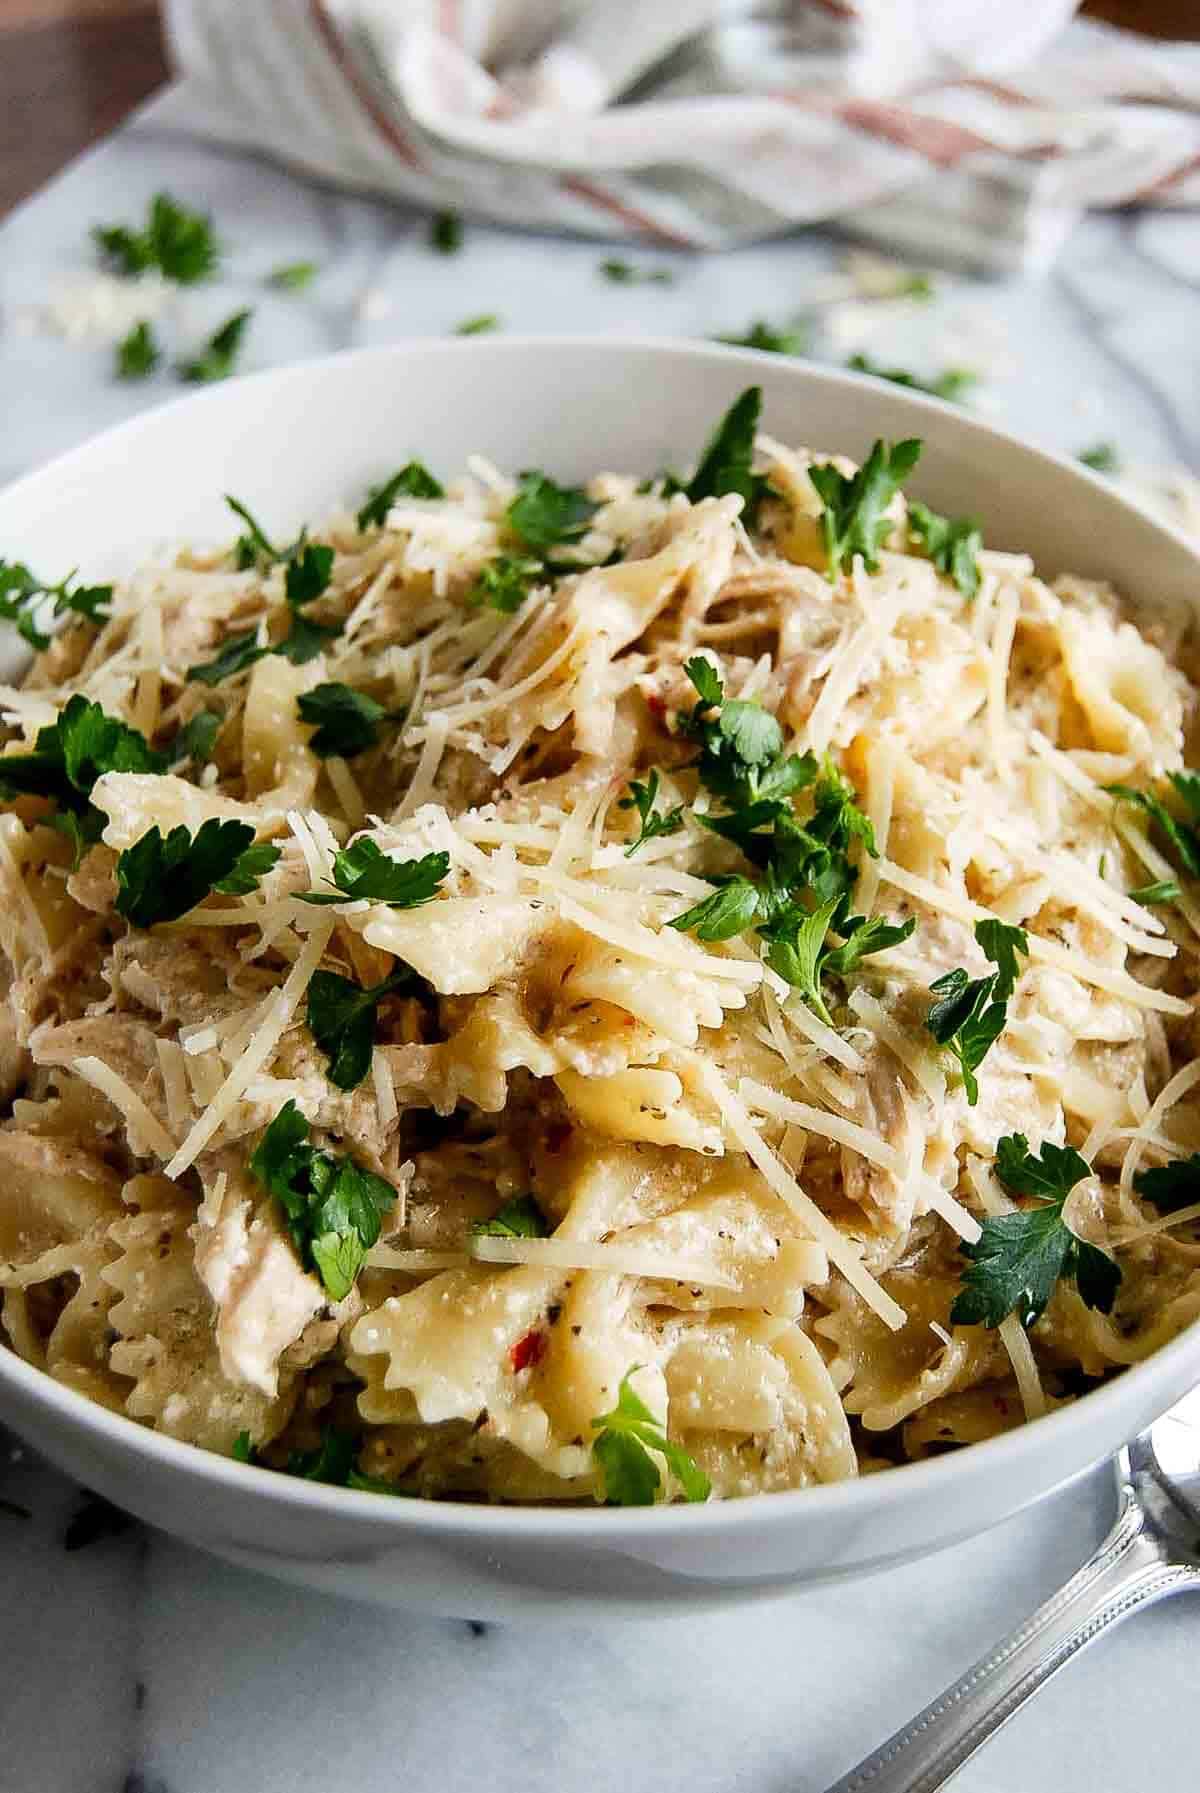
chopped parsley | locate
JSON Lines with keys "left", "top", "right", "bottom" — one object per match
{"left": 590, "top": 1369, "right": 709, "bottom": 1506}
{"left": 296, "top": 683, "right": 394, "bottom": 759}
{"left": 1134, "top": 1154, "right": 1200, "bottom": 1214}
{"left": 0, "top": 695, "right": 164, "bottom": 856}
{"left": 455, "top": 313, "right": 500, "bottom": 335}
{"left": 431, "top": 211, "right": 462, "bottom": 254}
{"left": 249, "top": 1100, "right": 397, "bottom": 1300}
{"left": 685, "top": 386, "right": 769, "bottom": 522}
{"left": 761, "top": 897, "right": 915, "bottom": 1027}
{"left": 951, "top": 1134, "right": 1120, "bottom": 1328}
{"left": 234, "top": 1425, "right": 409, "bottom": 1493}
{"left": 468, "top": 553, "right": 544, "bottom": 615}
{"left": 299, "top": 839, "right": 449, "bottom": 908}
{"left": 187, "top": 503, "right": 342, "bottom": 681}
{"left": 1079, "top": 442, "right": 1120, "bottom": 474}
{"left": 1105, "top": 777, "right": 1200, "bottom": 882}
{"left": 115, "top": 320, "right": 160, "bottom": 381}
{"left": 357, "top": 462, "right": 444, "bottom": 531}
{"left": 284, "top": 543, "right": 334, "bottom": 607}
{"left": 1129, "top": 879, "right": 1180, "bottom": 907}
{"left": 619, "top": 769, "right": 684, "bottom": 857}
{"left": 226, "top": 494, "right": 284, "bottom": 568}
{"left": 847, "top": 354, "right": 978, "bottom": 404}
{"left": 114, "top": 820, "right": 279, "bottom": 927}
{"left": 306, "top": 965, "right": 418, "bottom": 1091}
{"left": 169, "top": 709, "right": 222, "bottom": 765}
{"left": 599, "top": 258, "right": 675, "bottom": 285}
{"left": 809, "top": 436, "right": 922, "bottom": 580}
{"left": 676, "top": 655, "right": 813, "bottom": 812}
{"left": 907, "top": 500, "right": 982, "bottom": 600}
{"left": 507, "top": 472, "right": 598, "bottom": 553}
{"left": 471, "top": 1195, "right": 548, "bottom": 1238}
{"left": 669, "top": 876, "right": 763, "bottom": 943}
{"left": 925, "top": 919, "right": 1029, "bottom": 1105}
{"left": 93, "top": 192, "right": 219, "bottom": 284}
{"left": 186, "top": 628, "right": 269, "bottom": 687}
{"left": 716, "top": 320, "right": 808, "bottom": 356}
{"left": 0, "top": 559, "right": 112, "bottom": 651}
{"left": 177, "top": 307, "right": 252, "bottom": 383}
{"left": 268, "top": 261, "right": 318, "bottom": 290}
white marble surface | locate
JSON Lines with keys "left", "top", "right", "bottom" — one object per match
{"left": 1, "top": 96, "right": 1199, "bottom": 1793}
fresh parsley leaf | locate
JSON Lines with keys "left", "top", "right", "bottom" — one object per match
{"left": 925, "top": 919, "right": 1027, "bottom": 1104}
{"left": 455, "top": 313, "right": 500, "bottom": 335}
{"left": 973, "top": 919, "right": 1029, "bottom": 1004}
{"left": 1134, "top": 1154, "right": 1200, "bottom": 1214}
{"left": 114, "top": 819, "right": 277, "bottom": 926}
{"left": 232, "top": 1431, "right": 255, "bottom": 1464}
{"left": 115, "top": 320, "right": 160, "bottom": 381}
{"left": 297, "top": 683, "right": 391, "bottom": 759}
{"left": 678, "top": 655, "right": 808, "bottom": 810}
{"left": 0, "top": 695, "right": 164, "bottom": 853}
{"left": 306, "top": 966, "right": 417, "bottom": 1091}
{"left": 716, "top": 320, "right": 808, "bottom": 356}
{"left": 248, "top": 1100, "right": 397, "bottom": 1300}
{"left": 431, "top": 211, "right": 462, "bottom": 254}
{"left": 590, "top": 1369, "right": 709, "bottom": 1507}
{"left": 268, "top": 261, "right": 318, "bottom": 290}
{"left": 951, "top": 1133, "right": 1119, "bottom": 1328}
{"left": 93, "top": 192, "right": 218, "bottom": 284}
{"left": 809, "top": 436, "right": 922, "bottom": 580}
{"left": 225, "top": 495, "right": 282, "bottom": 566}
{"left": 907, "top": 500, "right": 982, "bottom": 600}
{"left": 186, "top": 628, "right": 269, "bottom": 686}
{"left": 620, "top": 769, "right": 684, "bottom": 857}
{"left": 357, "top": 462, "right": 445, "bottom": 531}
{"left": 668, "top": 875, "right": 763, "bottom": 943}
{"left": 599, "top": 258, "right": 675, "bottom": 285}
{"left": 761, "top": 896, "right": 913, "bottom": 1024}
{"left": 468, "top": 553, "right": 543, "bottom": 614}
{"left": 471, "top": 1195, "right": 548, "bottom": 1238}
{"left": 276, "top": 614, "right": 342, "bottom": 665}
{"left": 1079, "top": 442, "right": 1120, "bottom": 474}
{"left": 822, "top": 910, "right": 916, "bottom": 976}
{"left": 684, "top": 655, "right": 723, "bottom": 710}
{"left": 685, "top": 386, "right": 768, "bottom": 521}
{"left": 1105, "top": 782, "right": 1200, "bottom": 880}
{"left": 0, "top": 560, "right": 113, "bottom": 650}
{"left": 284, "top": 543, "right": 334, "bottom": 607}
{"left": 1129, "top": 879, "right": 1181, "bottom": 906}
{"left": 169, "top": 710, "right": 222, "bottom": 765}
{"left": 285, "top": 1428, "right": 360, "bottom": 1484}
{"left": 507, "top": 472, "right": 598, "bottom": 553}
{"left": 299, "top": 840, "right": 450, "bottom": 908}
{"left": 847, "top": 355, "right": 977, "bottom": 404}
{"left": 177, "top": 307, "right": 252, "bottom": 383}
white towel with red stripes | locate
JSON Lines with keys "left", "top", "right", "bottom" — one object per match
{"left": 160, "top": 0, "right": 1200, "bottom": 274}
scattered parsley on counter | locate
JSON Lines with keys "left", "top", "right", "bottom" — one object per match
{"left": 357, "top": 462, "right": 445, "bottom": 531}
{"left": 0, "top": 559, "right": 112, "bottom": 651}
{"left": 925, "top": 920, "right": 1029, "bottom": 1106}
{"left": 847, "top": 354, "right": 977, "bottom": 404}
{"left": 299, "top": 839, "right": 450, "bottom": 909}
{"left": 93, "top": 192, "right": 219, "bottom": 284}
{"left": 178, "top": 307, "right": 253, "bottom": 383}
{"left": 248, "top": 1100, "right": 398, "bottom": 1300}
{"left": 472, "top": 1195, "right": 549, "bottom": 1238}
{"left": 431, "top": 211, "right": 463, "bottom": 254}
{"left": 0, "top": 695, "right": 164, "bottom": 858}
{"left": 268, "top": 261, "right": 318, "bottom": 290}
{"left": 620, "top": 769, "right": 684, "bottom": 857}
{"left": 114, "top": 820, "right": 280, "bottom": 926}
{"left": 715, "top": 320, "right": 808, "bottom": 356}
{"left": 591, "top": 1369, "right": 710, "bottom": 1506}
{"left": 951, "top": 1134, "right": 1120, "bottom": 1328}
{"left": 809, "top": 436, "right": 923, "bottom": 580}
{"left": 599, "top": 258, "right": 675, "bottom": 285}
{"left": 907, "top": 500, "right": 982, "bottom": 600}
{"left": 1079, "top": 442, "right": 1120, "bottom": 474}
{"left": 115, "top": 319, "right": 160, "bottom": 381}
{"left": 455, "top": 313, "right": 500, "bottom": 335}
{"left": 306, "top": 965, "right": 419, "bottom": 1090}
{"left": 1134, "top": 1154, "right": 1200, "bottom": 1214}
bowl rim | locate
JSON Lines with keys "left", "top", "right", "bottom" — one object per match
{"left": 2, "top": 331, "right": 1199, "bottom": 1538}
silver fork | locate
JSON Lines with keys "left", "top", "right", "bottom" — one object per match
{"left": 828, "top": 1388, "right": 1200, "bottom": 1792}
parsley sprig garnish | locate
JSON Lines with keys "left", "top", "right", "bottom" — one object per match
{"left": 357, "top": 462, "right": 444, "bottom": 531}
{"left": 177, "top": 307, "right": 252, "bottom": 384}
{"left": 248, "top": 1101, "right": 397, "bottom": 1300}
{"left": 761, "top": 896, "right": 915, "bottom": 1027}
{"left": 93, "top": 192, "right": 219, "bottom": 284}
{"left": 1105, "top": 776, "right": 1200, "bottom": 886}
{"left": 187, "top": 498, "right": 341, "bottom": 683}
{"left": 299, "top": 839, "right": 449, "bottom": 908}
{"left": 0, "top": 695, "right": 164, "bottom": 857}
{"left": 591, "top": 1369, "right": 709, "bottom": 1506}
{"left": 471, "top": 1195, "right": 548, "bottom": 1238}
{"left": 114, "top": 820, "right": 279, "bottom": 927}
{"left": 951, "top": 1134, "right": 1120, "bottom": 1328}
{"left": 685, "top": 386, "right": 770, "bottom": 522}
{"left": 809, "top": 437, "right": 922, "bottom": 580}
{"left": 306, "top": 965, "right": 419, "bottom": 1090}
{"left": 1134, "top": 1154, "right": 1200, "bottom": 1213}
{"left": 296, "top": 683, "right": 397, "bottom": 759}
{"left": 907, "top": 500, "right": 982, "bottom": 599}
{"left": 925, "top": 919, "right": 1029, "bottom": 1105}
{"left": 507, "top": 472, "right": 598, "bottom": 554}
{"left": 0, "top": 560, "right": 112, "bottom": 651}
{"left": 619, "top": 769, "right": 684, "bottom": 857}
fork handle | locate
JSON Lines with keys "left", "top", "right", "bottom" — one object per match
{"left": 826, "top": 1484, "right": 1197, "bottom": 1793}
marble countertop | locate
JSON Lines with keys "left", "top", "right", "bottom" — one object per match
{"left": 2, "top": 94, "right": 1199, "bottom": 1793}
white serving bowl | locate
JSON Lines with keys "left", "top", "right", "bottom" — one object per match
{"left": 1, "top": 338, "right": 1198, "bottom": 1620}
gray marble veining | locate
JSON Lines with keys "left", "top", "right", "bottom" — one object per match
{"left": 1, "top": 93, "right": 1198, "bottom": 1793}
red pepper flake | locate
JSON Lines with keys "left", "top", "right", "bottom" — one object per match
{"left": 646, "top": 692, "right": 667, "bottom": 722}
{"left": 545, "top": 1119, "right": 572, "bottom": 1154}
{"left": 994, "top": 1396, "right": 1009, "bottom": 1415}
{"left": 510, "top": 1329, "right": 546, "bottom": 1374}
